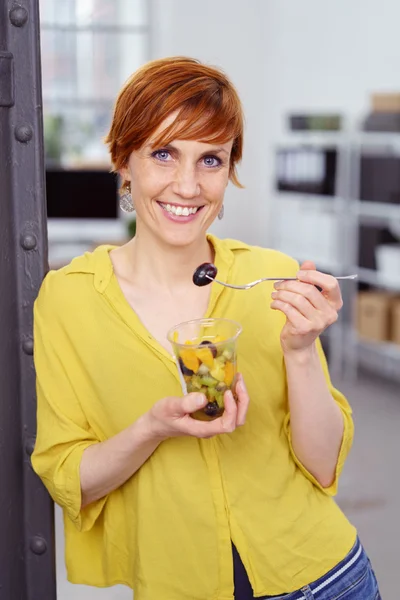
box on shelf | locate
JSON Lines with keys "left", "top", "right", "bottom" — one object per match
{"left": 356, "top": 292, "right": 393, "bottom": 342}
{"left": 391, "top": 299, "right": 400, "bottom": 345}
{"left": 371, "top": 93, "right": 400, "bottom": 113}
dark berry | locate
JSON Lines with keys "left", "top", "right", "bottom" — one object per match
{"left": 193, "top": 263, "right": 218, "bottom": 287}
{"left": 179, "top": 357, "right": 194, "bottom": 376}
{"left": 204, "top": 401, "right": 220, "bottom": 417}
{"left": 200, "top": 340, "right": 217, "bottom": 358}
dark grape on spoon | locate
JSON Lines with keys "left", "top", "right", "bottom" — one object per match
{"left": 192, "top": 263, "right": 218, "bottom": 287}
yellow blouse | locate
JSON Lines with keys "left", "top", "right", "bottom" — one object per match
{"left": 32, "top": 235, "right": 356, "bottom": 600}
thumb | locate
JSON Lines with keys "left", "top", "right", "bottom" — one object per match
{"left": 299, "top": 260, "right": 316, "bottom": 271}
{"left": 181, "top": 392, "right": 208, "bottom": 415}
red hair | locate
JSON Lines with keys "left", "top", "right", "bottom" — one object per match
{"left": 105, "top": 56, "right": 244, "bottom": 188}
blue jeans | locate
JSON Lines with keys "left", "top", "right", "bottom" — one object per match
{"left": 233, "top": 537, "right": 382, "bottom": 599}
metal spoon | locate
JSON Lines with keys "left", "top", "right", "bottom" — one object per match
{"left": 206, "top": 274, "right": 358, "bottom": 291}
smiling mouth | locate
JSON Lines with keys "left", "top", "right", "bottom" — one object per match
{"left": 158, "top": 202, "right": 204, "bottom": 217}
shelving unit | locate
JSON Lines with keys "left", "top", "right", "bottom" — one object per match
{"left": 354, "top": 200, "right": 400, "bottom": 222}
{"left": 355, "top": 267, "right": 400, "bottom": 291}
{"left": 271, "top": 128, "right": 400, "bottom": 383}
{"left": 345, "top": 133, "right": 400, "bottom": 382}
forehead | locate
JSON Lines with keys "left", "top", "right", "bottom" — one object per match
{"left": 147, "top": 109, "right": 234, "bottom": 151}
{"left": 151, "top": 111, "right": 179, "bottom": 137}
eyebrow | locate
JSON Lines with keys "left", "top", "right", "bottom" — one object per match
{"left": 147, "top": 143, "right": 230, "bottom": 156}
{"left": 202, "top": 146, "right": 230, "bottom": 155}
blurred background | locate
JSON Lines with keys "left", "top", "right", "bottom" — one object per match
{"left": 39, "top": 1, "right": 400, "bottom": 598}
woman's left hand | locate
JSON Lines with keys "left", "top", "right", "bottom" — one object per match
{"left": 270, "top": 261, "right": 343, "bottom": 354}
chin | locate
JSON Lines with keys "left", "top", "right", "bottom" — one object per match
{"left": 160, "top": 227, "right": 206, "bottom": 249}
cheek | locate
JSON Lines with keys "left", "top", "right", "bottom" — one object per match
{"left": 202, "top": 172, "right": 229, "bottom": 200}
{"left": 131, "top": 166, "right": 171, "bottom": 198}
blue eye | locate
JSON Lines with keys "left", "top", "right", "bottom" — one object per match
{"left": 203, "top": 156, "right": 221, "bottom": 167}
{"left": 153, "top": 149, "right": 171, "bottom": 161}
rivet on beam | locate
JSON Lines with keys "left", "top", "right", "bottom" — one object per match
{"left": 22, "top": 338, "right": 34, "bottom": 355}
{"left": 15, "top": 124, "right": 33, "bottom": 143}
{"left": 30, "top": 536, "right": 47, "bottom": 555}
{"left": 9, "top": 5, "right": 28, "bottom": 27}
{"left": 25, "top": 437, "right": 36, "bottom": 456}
{"left": 21, "top": 233, "right": 37, "bottom": 251}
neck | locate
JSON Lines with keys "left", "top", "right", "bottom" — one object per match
{"left": 123, "top": 226, "right": 214, "bottom": 292}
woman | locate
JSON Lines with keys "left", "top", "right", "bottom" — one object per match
{"left": 32, "top": 57, "right": 381, "bottom": 600}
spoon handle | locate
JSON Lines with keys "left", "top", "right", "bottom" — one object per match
{"left": 208, "top": 274, "right": 358, "bottom": 290}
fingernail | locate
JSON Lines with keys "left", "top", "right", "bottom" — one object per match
{"left": 196, "top": 394, "right": 205, "bottom": 406}
{"left": 271, "top": 291, "right": 278, "bottom": 298}
{"left": 297, "top": 270, "right": 306, "bottom": 277}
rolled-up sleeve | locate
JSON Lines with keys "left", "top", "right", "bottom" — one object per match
{"left": 284, "top": 338, "right": 354, "bottom": 496}
{"left": 31, "top": 277, "right": 107, "bottom": 532}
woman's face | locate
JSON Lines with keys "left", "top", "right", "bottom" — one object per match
{"left": 122, "top": 113, "right": 233, "bottom": 248}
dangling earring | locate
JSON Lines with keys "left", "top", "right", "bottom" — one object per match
{"left": 119, "top": 184, "right": 135, "bottom": 213}
{"left": 218, "top": 204, "right": 224, "bottom": 220}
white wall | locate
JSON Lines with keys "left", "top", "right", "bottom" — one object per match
{"left": 150, "top": 0, "right": 270, "bottom": 246}
{"left": 150, "top": 0, "right": 400, "bottom": 247}
{"left": 263, "top": 0, "right": 400, "bottom": 135}
{"left": 262, "top": 0, "right": 400, "bottom": 244}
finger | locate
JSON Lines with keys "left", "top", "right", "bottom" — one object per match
{"left": 220, "top": 390, "right": 238, "bottom": 432}
{"left": 271, "top": 299, "right": 318, "bottom": 335}
{"left": 183, "top": 397, "right": 237, "bottom": 438}
{"left": 273, "top": 280, "right": 327, "bottom": 311}
{"left": 296, "top": 269, "right": 343, "bottom": 309}
{"left": 179, "top": 417, "right": 222, "bottom": 439}
{"left": 272, "top": 289, "right": 316, "bottom": 320}
{"left": 272, "top": 290, "right": 338, "bottom": 327}
{"left": 300, "top": 260, "right": 316, "bottom": 271}
{"left": 180, "top": 393, "right": 208, "bottom": 415}
{"left": 235, "top": 374, "right": 250, "bottom": 426}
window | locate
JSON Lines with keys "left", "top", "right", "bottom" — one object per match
{"left": 40, "top": 0, "right": 149, "bottom": 165}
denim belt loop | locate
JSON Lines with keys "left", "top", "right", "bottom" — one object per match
{"left": 300, "top": 585, "right": 315, "bottom": 600}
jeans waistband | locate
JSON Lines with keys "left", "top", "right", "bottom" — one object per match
{"left": 290, "top": 537, "right": 363, "bottom": 600}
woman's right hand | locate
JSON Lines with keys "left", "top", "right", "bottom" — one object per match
{"left": 146, "top": 373, "right": 249, "bottom": 441}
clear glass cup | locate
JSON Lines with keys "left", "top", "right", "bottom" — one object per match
{"left": 167, "top": 318, "right": 242, "bottom": 421}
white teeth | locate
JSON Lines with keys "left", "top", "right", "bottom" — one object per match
{"left": 160, "top": 203, "right": 200, "bottom": 216}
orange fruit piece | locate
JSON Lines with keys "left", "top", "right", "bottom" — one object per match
{"left": 224, "top": 361, "right": 234, "bottom": 386}
{"left": 180, "top": 349, "right": 199, "bottom": 373}
{"left": 195, "top": 347, "right": 214, "bottom": 368}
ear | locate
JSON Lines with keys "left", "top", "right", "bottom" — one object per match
{"left": 119, "top": 165, "right": 131, "bottom": 183}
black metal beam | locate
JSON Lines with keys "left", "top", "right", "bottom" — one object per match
{"left": 0, "top": 1, "right": 56, "bottom": 598}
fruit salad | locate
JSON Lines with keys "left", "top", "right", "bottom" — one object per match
{"left": 176, "top": 337, "right": 237, "bottom": 420}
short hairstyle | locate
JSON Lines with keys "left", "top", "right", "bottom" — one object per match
{"left": 105, "top": 56, "right": 244, "bottom": 188}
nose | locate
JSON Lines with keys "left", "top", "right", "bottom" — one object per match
{"left": 171, "top": 163, "right": 200, "bottom": 199}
